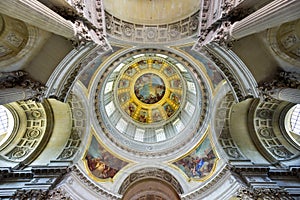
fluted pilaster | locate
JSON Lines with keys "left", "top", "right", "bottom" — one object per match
{"left": 230, "top": 0, "right": 300, "bottom": 40}
{"left": 0, "top": 0, "right": 75, "bottom": 38}
{"left": 270, "top": 88, "right": 300, "bottom": 104}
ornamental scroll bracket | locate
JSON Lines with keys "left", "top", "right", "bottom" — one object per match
{"left": 258, "top": 71, "right": 300, "bottom": 102}
{"left": 0, "top": 70, "right": 46, "bottom": 103}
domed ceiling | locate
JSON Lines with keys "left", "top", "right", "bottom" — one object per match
{"left": 70, "top": 43, "right": 227, "bottom": 196}
{"left": 103, "top": 0, "right": 201, "bottom": 25}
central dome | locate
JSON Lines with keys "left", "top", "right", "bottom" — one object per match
{"left": 93, "top": 49, "right": 210, "bottom": 157}
{"left": 115, "top": 56, "right": 184, "bottom": 124}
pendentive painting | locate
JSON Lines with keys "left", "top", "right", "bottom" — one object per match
{"left": 85, "top": 135, "right": 128, "bottom": 180}
{"left": 172, "top": 135, "right": 217, "bottom": 180}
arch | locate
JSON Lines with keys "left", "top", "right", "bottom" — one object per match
{"left": 118, "top": 167, "right": 184, "bottom": 197}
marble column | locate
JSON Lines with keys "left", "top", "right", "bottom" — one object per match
{"left": 230, "top": 0, "right": 300, "bottom": 40}
{"left": 0, "top": 0, "right": 75, "bottom": 39}
{"left": 269, "top": 88, "right": 300, "bottom": 104}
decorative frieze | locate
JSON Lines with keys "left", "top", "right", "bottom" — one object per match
{"left": 0, "top": 166, "right": 69, "bottom": 199}
{"left": 235, "top": 187, "right": 293, "bottom": 200}
{"left": 48, "top": 188, "right": 72, "bottom": 200}
{"left": 105, "top": 11, "right": 199, "bottom": 43}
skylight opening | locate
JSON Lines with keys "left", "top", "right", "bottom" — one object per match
{"left": 290, "top": 104, "right": 300, "bottom": 135}
{"left": 0, "top": 106, "right": 9, "bottom": 135}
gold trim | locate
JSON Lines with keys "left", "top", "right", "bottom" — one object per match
{"left": 114, "top": 55, "right": 186, "bottom": 124}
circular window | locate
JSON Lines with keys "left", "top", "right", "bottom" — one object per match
{"left": 284, "top": 104, "right": 300, "bottom": 148}
{"left": 0, "top": 105, "right": 14, "bottom": 147}
{"left": 289, "top": 104, "right": 300, "bottom": 135}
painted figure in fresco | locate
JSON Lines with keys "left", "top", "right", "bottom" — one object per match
{"left": 170, "top": 92, "right": 180, "bottom": 105}
{"left": 125, "top": 66, "right": 136, "bottom": 76}
{"left": 152, "top": 60, "right": 162, "bottom": 69}
{"left": 173, "top": 139, "right": 216, "bottom": 179}
{"left": 152, "top": 109, "right": 162, "bottom": 122}
{"left": 137, "top": 60, "right": 147, "bottom": 69}
{"left": 128, "top": 103, "right": 136, "bottom": 116}
{"left": 138, "top": 110, "right": 147, "bottom": 123}
{"left": 170, "top": 79, "right": 182, "bottom": 88}
{"left": 164, "top": 66, "right": 175, "bottom": 76}
{"left": 164, "top": 104, "right": 174, "bottom": 117}
{"left": 118, "top": 79, "right": 129, "bottom": 88}
{"left": 86, "top": 136, "right": 128, "bottom": 179}
{"left": 134, "top": 73, "right": 166, "bottom": 104}
{"left": 119, "top": 93, "right": 130, "bottom": 103}
{"left": 207, "top": 62, "right": 223, "bottom": 87}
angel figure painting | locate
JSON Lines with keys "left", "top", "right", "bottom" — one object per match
{"left": 85, "top": 136, "right": 128, "bottom": 180}
{"left": 172, "top": 136, "right": 217, "bottom": 180}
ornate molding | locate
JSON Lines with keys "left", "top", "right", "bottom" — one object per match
{"left": 195, "top": 1, "right": 254, "bottom": 49}
{"left": 195, "top": 20, "right": 233, "bottom": 49}
{"left": 105, "top": 10, "right": 199, "bottom": 43}
{"left": 67, "top": 165, "right": 121, "bottom": 199}
{"left": 12, "top": 189, "right": 48, "bottom": 200}
{"left": 48, "top": 188, "right": 72, "bottom": 200}
{"left": 202, "top": 46, "right": 246, "bottom": 101}
{"left": 51, "top": 0, "right": 110, "bottom": 50}
{"left": 258, "top": 71, "right": 300, "bottom": 102}
{"left": 0, "top": 166, "right": 69, "bottom": 199}
{"left": 235, "top": 187, "right": 293, "bottom": 200}
{"left": 0, "top": 70, "right": 46, "bottom": 102}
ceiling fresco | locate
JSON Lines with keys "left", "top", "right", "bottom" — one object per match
{"left": 171, "top": 134, "right": 218, "bottom": 181}
{"left": 114, "top": 55, "right": 185, "bottom": 125}
{"left": 72, "top": 43, "right": 227, "bottom": 195}
{"left": 85, "top": 135, "right": 129, "bottom": 181}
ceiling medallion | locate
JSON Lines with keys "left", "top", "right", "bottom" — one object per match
{"left": 115, "top": 57, "right": 184, "bottom": 124}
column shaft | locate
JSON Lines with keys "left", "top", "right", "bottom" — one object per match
{"left": 0, "top": 0, "right": 75, "bottom": 39}
{"left": 230, "top": 0, "right": 300, "bottom": 40}
{"left": 270, "top": 88, "right": 300, "bottom": 104}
